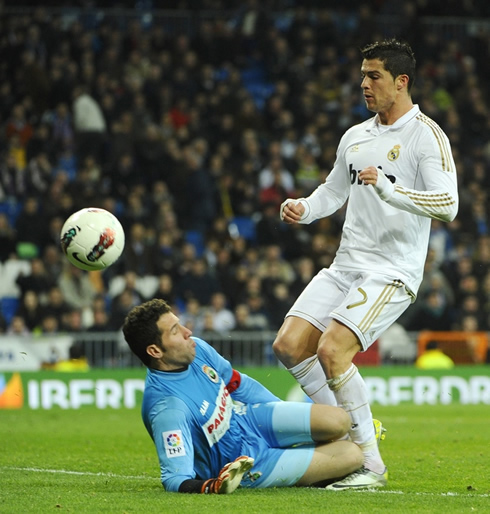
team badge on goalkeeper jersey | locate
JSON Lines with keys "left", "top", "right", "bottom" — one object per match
{"left": 202, "top": 365, "right": 219, "bottom": 383}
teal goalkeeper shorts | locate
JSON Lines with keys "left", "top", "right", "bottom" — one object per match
{"left": 237, "top": 401, "right": 315, "bottom": 488}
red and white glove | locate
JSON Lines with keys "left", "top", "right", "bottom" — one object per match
{"left": 201, "top": 456, "right": 254, "bottom": 494}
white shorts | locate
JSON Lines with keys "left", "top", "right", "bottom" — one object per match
{"left": 287, "top": 268, "right": 414, "bottom": 351}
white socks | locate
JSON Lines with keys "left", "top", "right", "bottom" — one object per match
{"left": 288, "top": 355, "right": 338, "bottom": 406}
{"left": 289, "top": 357, "right": 385, "bottom": 473}
{"left": 327, "top": 363, "right": 385, "bottom": 474}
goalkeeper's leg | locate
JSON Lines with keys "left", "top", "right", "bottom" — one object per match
{"left": 295, "top": 440, "right": 363, "bottom": 486}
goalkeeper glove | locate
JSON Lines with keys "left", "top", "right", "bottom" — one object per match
{"left": 201, "top": 455, "right": 254, "bottom": 494}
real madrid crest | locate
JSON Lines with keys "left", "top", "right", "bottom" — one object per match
{"left": 202, "top": 365, "right": 219, "bottom": 383}
{"left": 388, "top": 144, "right": 400, "bottom": 161}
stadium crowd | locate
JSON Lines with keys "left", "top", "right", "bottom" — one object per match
{"left": 0, "top": 2, "right": 489, "bottom": 352}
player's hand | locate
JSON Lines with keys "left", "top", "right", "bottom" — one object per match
{"left": 358, "top": 166, "right": 379, "bottom": 185}
{"left": 201, "top": 456, "right": 254, "bottom": 494}
{"left": 280, "top": 199, "right": 305, "bottom": 224}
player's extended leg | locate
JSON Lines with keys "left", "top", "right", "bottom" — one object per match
{"left": 317, "top": 320, "right": 387, "bottom": 489}
{"left": 273, "top": 316, "right": 338, "bottom": 405}
{"left": 240, "top": 401, "right": 363, "bottom": 489}
{"left": 295, "top": 440, "right": 364, "bottom": 486}
{"left": 309, "top": 403, "right": 352, "bottom": 441}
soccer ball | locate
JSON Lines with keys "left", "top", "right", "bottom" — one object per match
{"left": 60, "top": 208, "right": 125, "bottom": 271}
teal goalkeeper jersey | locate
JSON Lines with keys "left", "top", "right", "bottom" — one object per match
{"left": 141, "top": 337, "right": 281, "bottom": 492}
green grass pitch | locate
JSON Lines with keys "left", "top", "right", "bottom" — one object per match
{"left": 1, "top": 402, "right": 489, "bottom": 512}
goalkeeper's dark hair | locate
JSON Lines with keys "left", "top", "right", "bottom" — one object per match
{"left": 123, "top": 298, "right": 172, "bottom": 367}
{"left": 361, "top": 38, "right": 416, "bottom": 92}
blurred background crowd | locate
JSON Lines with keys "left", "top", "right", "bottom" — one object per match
{"left": 0, "top": 1, "right": 489, "bottom": 345}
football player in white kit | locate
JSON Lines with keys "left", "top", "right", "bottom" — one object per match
{"left": 273, "top": 38, "right": 459, "bottom": 490}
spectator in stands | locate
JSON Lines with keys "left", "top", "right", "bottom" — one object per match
{"left": 415, "top": 341, "right": 455, "bottom": 370}
{"left": 39, "top": 314, "right": 59, "bottom": 335}
{"left": 42, "top": 244, "right": 64, "bottom": 284}
{"left": 176, "top": 258, "right": 221, "bottom": 306}
{"left": 121, "top": 192, "right": 151, "bottom": 232}
{"left": 46, "top": 102, "right": 74, "bottom": 152}
{"left": 294, "top": 145, "right": 322, "bottom": 196}
{"left": 232, "top": 303, "right": 258, "bottom": 331}
{"left": 7, "top": 315, "right": 30, "bottom": 336}
{"left": 7, "top": 134, "right": 27, "bottom": 176}
{"left": 456, "top": 294, "right": 486, "bottom": 330}
{"left": 460, "top": 314, "right": 479, "bottom": 332}
{"left": 183, "top": 143, "right": 218, "bottom": 233}
{"left": 200, "top": 310, "right": 222, "bottom": 338}
{"left": 43, "top": 286, "right": 71, "bottom": 321}
{"left": 239, "top": 275, "right": 263, "bottom": 304}
{"left": 24, "top": 152, "right": 52, "bottom": 197}
{"left": 72, "top": 84, "right": 107, "bottom": 163}
{"left": 259, "top": 167, "right": 294, "bottom": 210}
{"left": 108, "top": 271, "right": 145, "bottom": 307}
{"left": 0, "top": 312, "right": 7, "bottom": 333}
{"left": 121, "top": 221, "right": 155, "bottom": 276}
{"left": 15, "top": 196, "right": 48, "bottom": 251}
{"left": 258, "top": 156, "right": 295, "bottom": 196}
{"left": 48, "top": 343, "right": 90, "bottom": 372}
{"left": 244, "top": 293, "right": 270, "bottom": 330}
{"left": 109, "top": 288, "right": 140, "bottom": 331}
{"left": 16, "top": 290, "right": 44, "bottom": 331}
{"left": 207, "top": 292, "right": 236, "bottom": 333}
{"left": 474, "top": 235, "right": 490, "bottom": 279}
{"left": 267, "top": 282, "right": 292, "bottom": 330}
{"left": 61, "top": 308, "right": 84, "bottom": 333}
{"left": 153, "top": 231, "right": 180, "bottom": 278}
{"left": 255, "top": 201, "right": 286, "bottom": 247}
{"left": 58, "top": 263, "right": 97, "bottom": 314}
{"left": 408, "top": 289, "right": 454, "bottom": 332}
{"left": 229, "top": 236, "right": 249, "bottom": 268}
{"left": 0, "top": 153, "right": 26, "bottom": 201}
{"left": 0, "top": 213, "right": 17, "bottom": 262}
{"left": 110, "top": 152, "right": 141, "bottom": 201}
{"left": 87, "top": 308, "right": 111, "bottom": 333}
{"left": 16, "top": 257, "right": 55, "bottom": 300}
{"left": 152, "top": 274, "right": 177, "bottom": 305}
{"left": 179, "top": 297, "right": 205, "bottom": 335}
{"left": 256, "top": 244, "right": 295, "bottom": 285}
{"left": 5, "top": 103, "right": 33, "bottom": 147}
{"left": 290, "top": 256, "right": 316, "bottom": 299}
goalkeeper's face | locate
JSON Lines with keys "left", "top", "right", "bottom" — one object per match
{"left": 149, "top": 312, "right": 196, "bottom": 371}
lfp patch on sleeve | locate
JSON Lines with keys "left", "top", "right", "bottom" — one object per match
{"left": 163, "top": 430, "right": 186, "bottom": 458}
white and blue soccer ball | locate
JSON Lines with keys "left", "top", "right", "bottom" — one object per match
{"left": 60, "top": 208, "right": 125, "bottom": 271}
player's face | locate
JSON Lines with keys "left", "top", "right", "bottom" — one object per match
{"left": 360, "top": 58, "right": 398, "bottom": 115}
{"left": 153, "top": 312, "right": 195, "bottom": 370}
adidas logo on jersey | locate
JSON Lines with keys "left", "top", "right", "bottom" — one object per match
{"left": 200, "top": 400, "right": 209, "bottom": 415}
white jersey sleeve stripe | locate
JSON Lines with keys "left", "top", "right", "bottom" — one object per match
{"left": 416, "top": 114, "right": 453, "bottom": 172}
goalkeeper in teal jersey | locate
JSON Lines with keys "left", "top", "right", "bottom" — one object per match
{"left": 123, "top": 298, "right": 363, "bottom": 494}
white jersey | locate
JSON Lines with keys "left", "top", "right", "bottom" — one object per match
{"left": 295, "top": 105, "right": 458, "bottom": 295}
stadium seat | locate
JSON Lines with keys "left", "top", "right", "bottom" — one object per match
{"left": 185, "top": 230, "right": 205, "bottom": 257}
{"left": 229, "top": 216, "right": 256, "bottom": 243}
{"left": 240, "top": 65, "right": 275, "bottom": 110}
{"left": 0, "top": 200, "right": 23, "bottom": 226}
{"left": 0, "top": 296, "right": 20, "bottom": 324}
